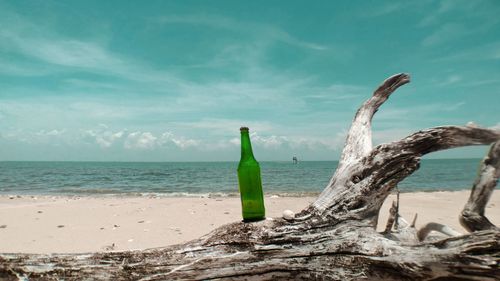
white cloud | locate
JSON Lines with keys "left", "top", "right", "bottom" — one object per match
{"left": 422, "top": 23, "right": 464, "bottom": 47}
{"left": 0, "top": 57, "right": 57, "bottom": 77}
{"left": 360, "top": 2, "right": 406, "bottom": 17}
{"left": 228, "top": 131, "right": 347, "bottom": 151}
{"left": 83, "top": 127, "right": 126, "bottom": 148}
{"left": 159, "top": 14, "right": 328, "bottom": 51}
{"left": 36, "top": 129, "right": 66, "bottom": 136}
{"left": 372, "top": 128, "right": 414, "bottom": 145}
{"left": 0, "top": 128, "right": 71, "bottom": 145}
{"left": 433, "top": 41, "right": 500, "bottom": 62}
{"left": 250, "top": 133, "right": 288, "bottom": 149}
{"left": 418, "top": 0, "right": 498, "bottom": 28}
{"left": 0, "top": 124, "right": 206, "bottom": 151}
{"left": 0, "top": 12, "right": 187, "bottom": 90}
{"left": 158, "top": 131, "right": 200, "bottom": 149}
{"left": 170, "top": 137, "right": 200, "bottom": 149}
{"left": 490, "top": 123, "right": 500, "bottom": 130}
{"left": 0, "top": 15, "right": 121, "bottom": 71}
{"left": 303, "top": 84, "right": 366, "bottom": 105}
{"left": 160, "top": 132, "right": 200, "bottom": 150}
{"left": 418, "top": 1, "right": 462, "bottom": 27}
{"left": 436, "top": 75, "right": 462, "bottom": 87}
{"left": 30, "top": 129, "right": 68, "bottom": 145}
{"left": 229, "top": 137, "right": 240, "bottom": 147}
{"left": 287, "top": 134, "right": 346, "bottom": 151}
{"left": 124, "top": 132, "right": 157, "bottom": 150}
{"left": 0, "top": 8, "right": 357, "bottom": 141}
{"left": 25, "top": 39, "right": 120, "bottom": 69}
{"left": 418, "top": 1, "right": 499, "bottom": 50}
{"left": 176, "top": 118, "right": 275, "bottom": 136}
{"left": 194, "top": 130, "right": 347, "bottom": 152}
{"left": 123, "top": 131, "right": 200, "bottom": 150}
{"left": 376, "top": 101, "right": 466, "bottom": 122}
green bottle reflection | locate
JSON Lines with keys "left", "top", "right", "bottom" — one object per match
{"left": 237, "top": 127, "right": 265, "bottom": 221}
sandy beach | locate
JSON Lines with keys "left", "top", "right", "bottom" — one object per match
{"left": 0, "top": 191, "right": 498, "bottom": 254}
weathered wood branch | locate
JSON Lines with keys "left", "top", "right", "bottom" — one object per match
{"left": 311, "top": 125, "right": 499, "bottom": 217}
{"left": 383, "top": 200, "right": 398, "bottom": 234}
{"left": 338, "top": 73, "right": 410, "bottom": 169}
{"left": 1, "top": 73, "right": 499, "bottom": 280}
{"left": 317, "top": 73, "right": 410, "bottom": 212}
{"left": 1, "top": 225, "right": 499, "bottom": 280}
{"left": 460, "top": 141, "right": 500, "bottom": 232}
{"left": 416, "top": 222, "right": 462, "bottom": 241}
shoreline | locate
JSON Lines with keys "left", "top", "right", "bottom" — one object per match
{"left": 0, "top": 187, "right": 485, "bottom": 199}
{"left": 1, "top": 190, "right": 498, "bottom": 254}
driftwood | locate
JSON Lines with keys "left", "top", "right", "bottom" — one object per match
{"left": 460, "top": 141, "right": 500, "bottom": 232}
{"left": 1, "top": 73, "right": 499, "bottom": 280}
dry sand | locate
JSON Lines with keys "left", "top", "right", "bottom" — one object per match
{"left": 0, "top": 191, "right": 498, "bottom": 253}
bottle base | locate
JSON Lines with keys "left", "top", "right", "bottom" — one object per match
{"left": 242, "top": 217, "right": 266, "bottom": 222}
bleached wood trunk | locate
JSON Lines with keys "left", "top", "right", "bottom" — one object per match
{"left": 460, "top": 141, "right": 500, "bottom": 233}
{"left": 1, "top": 74, "right": 499, "bottom": 281}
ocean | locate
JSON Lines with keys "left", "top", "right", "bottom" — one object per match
{"left": 0, "top": 159, "right": 483, "bottom": 196}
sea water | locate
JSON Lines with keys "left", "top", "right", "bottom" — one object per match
{"left": 0, "top": 159, "right": 484, "bottom": 196}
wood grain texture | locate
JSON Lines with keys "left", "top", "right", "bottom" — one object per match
{"left": 460, "top": 141, "right": 500, "bottom": 232}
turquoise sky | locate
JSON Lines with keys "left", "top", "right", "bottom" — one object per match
{"left": 1, "top": 0, "right": 499, "bottom": 161}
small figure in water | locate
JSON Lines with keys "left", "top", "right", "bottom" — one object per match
{"left": 292, "top": 156, "right": 298, "bottom": 164}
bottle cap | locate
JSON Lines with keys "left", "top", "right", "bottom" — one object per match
{"left": 240, "top": 127, "right": 249, "bottom": 132}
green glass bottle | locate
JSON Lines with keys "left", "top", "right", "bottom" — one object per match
{"left": 237, "top": 127, "right": 265, "bottom": 221}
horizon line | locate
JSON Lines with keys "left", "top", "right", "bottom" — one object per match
{"left": 0, "top": 158, "right": 484, "bottom": 163}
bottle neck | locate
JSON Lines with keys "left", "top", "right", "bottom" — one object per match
{"left": 240, "top": 131, "right": 256, "bottom": 161}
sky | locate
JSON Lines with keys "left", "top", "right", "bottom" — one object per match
{"left": 0, "top": 0, "right": 499, "bottom": 161}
